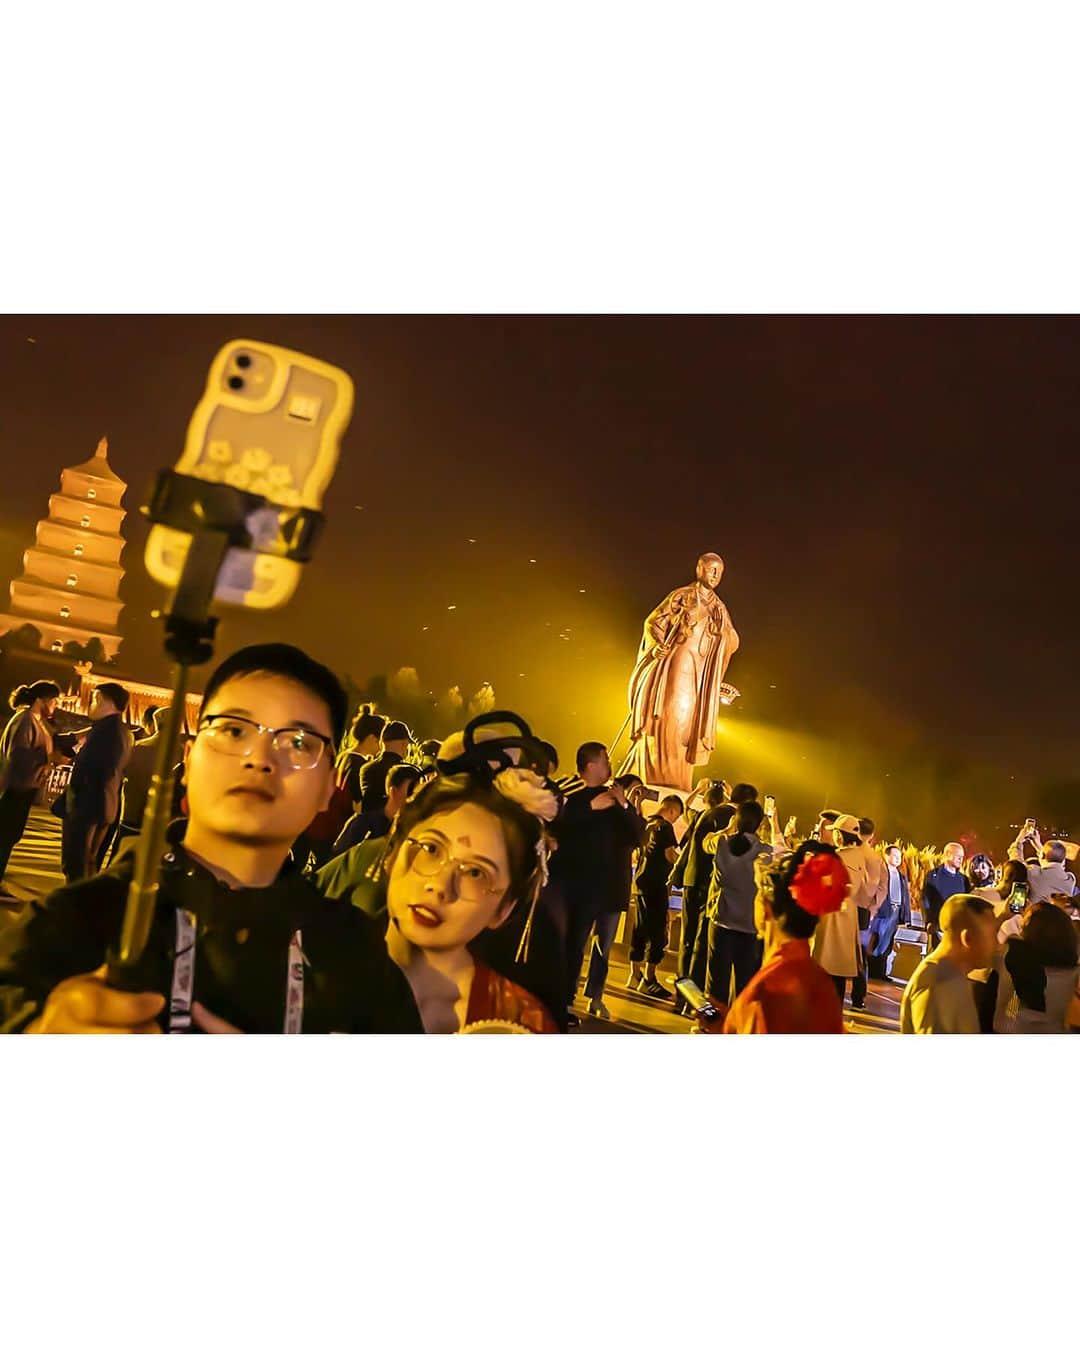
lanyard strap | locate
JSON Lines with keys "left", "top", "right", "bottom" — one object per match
{"left": 284, "top": 930, "right": 304, "bottom": 1034}
{"left": 167, "top": 910, "right": 305, "bottom": 1034}
{"left": 168, "top": 908, "right": 197, "bottom": 1033}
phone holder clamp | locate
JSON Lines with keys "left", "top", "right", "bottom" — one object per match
{"left": 141, "top": 469, "right": 326, "bottom": 667}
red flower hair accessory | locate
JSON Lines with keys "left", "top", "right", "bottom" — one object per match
{"left": 790, "top": 852, "right": 849, "bottom": 917}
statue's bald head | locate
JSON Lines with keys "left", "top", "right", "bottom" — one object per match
{"left": 696, "top": 553, "right": 725, "bottom": 588}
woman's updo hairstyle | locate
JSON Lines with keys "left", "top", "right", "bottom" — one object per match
{"left": 349, "top": 704, "right": 387, "bottom": 747}
{"left": 8, "top": 680, "right": 60, "bottom": 710}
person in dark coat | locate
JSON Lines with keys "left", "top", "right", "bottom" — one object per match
{"left": 330, "top": 763, "right": 422, "bottom": 856}
{"left": 0, "top": 644, "right": 422, "bottom": 1035}
{"left": 922, "top": 843, "right": 970, "bottom": 951}
{"left": 336, "top": 704, "right": 388, "bottom": 805}
{"left": 548, "top": 742, "right": 645, "bottom": 1020}
{"left": 0, "top": 680, "right": 61, "bottom": 887}
{"left": 56, "top": 682, "right": 134, "bottom": 883}
{"left": 867, "top": 843, "right": 911, "bottom": 979}
{"left": 358, "top": 720, "right": 414, "bottom": 811}
{"left": 671, "top": 787, "right": 735, "bottom": 994}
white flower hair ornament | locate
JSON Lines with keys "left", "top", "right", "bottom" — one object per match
{"left": 436, "top": 712, "right": 559, "bottom": 964}
{"left": 493, "top": 766, "right": 560, "bottom": 823}
{"left": 492, "top": 767, "right": 557, "bottom": 964}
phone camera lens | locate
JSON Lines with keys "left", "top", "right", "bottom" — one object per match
{"left": 235, "top": 354, "right": 252, "bottom": 369}
{"left": 228, "top": 375, "right": 245, "bottom": 391}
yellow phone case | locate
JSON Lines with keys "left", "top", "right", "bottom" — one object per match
{"left": 144, "top": 339, "right": 355, "bottom": 609}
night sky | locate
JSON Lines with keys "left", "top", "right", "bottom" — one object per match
{"left": 3, "top": 315, "right": 1078, "bottom": 851}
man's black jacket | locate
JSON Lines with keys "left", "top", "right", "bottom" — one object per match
{"left": 63, "top": 713, "right": 133, "bottom": 825}
{"left": 0, "top": 848, "right": 422, "bottom": 1034}
{"left": 548, "top": 786, "right": 645, "bottom": 913}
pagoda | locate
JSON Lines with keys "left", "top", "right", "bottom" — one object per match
{"left": 0, "top": 437, "right": 128, "bottom": 660}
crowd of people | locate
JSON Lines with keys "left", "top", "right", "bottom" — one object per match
{"left": 0, "top": 647, "right": 1077, "bottom": 1034}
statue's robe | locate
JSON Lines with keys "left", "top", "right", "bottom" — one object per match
{"left": 625, "top": 583, "right": 739, "bottom": 791}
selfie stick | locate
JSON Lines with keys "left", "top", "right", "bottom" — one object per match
{"left": 106, "top": 471, "right": 325, "bottom": 987}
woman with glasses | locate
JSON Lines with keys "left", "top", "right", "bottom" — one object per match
{"left": 379, "top": 738, "right": 561, "bottom": 1033}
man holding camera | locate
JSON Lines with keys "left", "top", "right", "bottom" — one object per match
{"left": 550, "top": 742, "right": 645, "bottom": 1020}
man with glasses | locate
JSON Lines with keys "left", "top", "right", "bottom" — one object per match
{"left": 0, "top": 644, "right": 422, "bottom": 1034}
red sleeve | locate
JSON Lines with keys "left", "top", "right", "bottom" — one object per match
{"left": 468, "top": 963, "right": 560, "bottom": 1033}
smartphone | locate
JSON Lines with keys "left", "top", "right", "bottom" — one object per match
{"left": 1024, "top": 818, "right": 1037, "bottom": 832}
{"left": 1008, "top": 882, "right": 1029, "bottom": 914}
{"left": 764, "top": 793, "right": 776, "bottom": 813}
{"left": 674, "top": 977, "right": 723, "bottom": 1023}
{"left": 145, "top": 339, "right": 355, "bottom": 609}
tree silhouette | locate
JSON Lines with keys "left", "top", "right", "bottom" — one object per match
{"left": 0, "top": 623, "right": 43, "bottom": 652}
{"left": 345, "top": 668, "right": 498, "bottom": 742}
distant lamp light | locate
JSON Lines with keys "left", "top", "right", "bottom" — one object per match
{"left": 59, "top": 604, "right": 71, "bottom": 619}
{"left": 79, "top": 515, "right": 91, "bottom": 529}
{"left": 66, "top": 573, "right": 78, "bottom": 587}
{"left": 719, "top": 683, "right": 741, "bottom": 708}
{"left": 73, "top": 543, "right": 84, "bottom": 557}
{"left": 86, "top": 488, "right": 97, "bottom": 500}
{"left": 50, "top": 639, "right": 63, "bottom": 652}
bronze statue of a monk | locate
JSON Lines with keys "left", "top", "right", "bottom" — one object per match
{"left": 623, "top": 552, "right": 740, "bottom": 792}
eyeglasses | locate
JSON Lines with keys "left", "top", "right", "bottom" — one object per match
{"left": 197, "top": 714, "right": 333, "bottom": 771}
{"left": 404, "top": 836, "right": 504, "bottom": 902}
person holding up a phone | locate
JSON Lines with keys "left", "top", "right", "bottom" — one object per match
{"left": 1007, "top": 822, "right": 1078, "bottom": 906}
{"left": 980, "top": 858, "right": 1033, "bottom": 942}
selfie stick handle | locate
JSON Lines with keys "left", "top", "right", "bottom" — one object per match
{"left": 106, "top": 472, "right": 328, "bottom": 989}
{"left": 106, "top": 528, "right": 231, "bottom": 987}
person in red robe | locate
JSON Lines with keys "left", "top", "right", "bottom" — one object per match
{"left": 697, "top": 842, "right": 850, "bottom": 1034}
